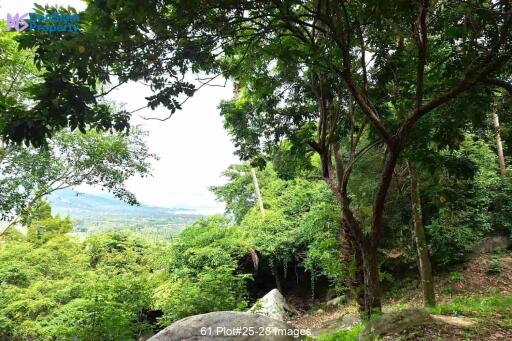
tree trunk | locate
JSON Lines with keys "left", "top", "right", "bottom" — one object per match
{"left": 251, "top": 168, "right": 265, "bottom": 215}
{"left": 340, "top": 219, "right": 365, "bottom": 312}
{"left": 493, "top": 111, "right": 507, "bottom": 178}
{"left": 360, "top": 149, "right": 399, "bottom": 316}
{"left": 361, "top": 244, "right": 381, "bottom": 317}
{"left": 0, "top": 216, "right": 20, "bottom": 236}
{"left": 271, "top": 261, "right": 283, "bottom": 293}
{"left": 251, "top": 167, "right": 282, "bottom": 291}
{"left": 353, "top": 246, "right": 365, "bottom": 312}
{"left": 408, "top": 161, "right": 436, "bottom": 307}
{"left": 329, "top": 144, "right": 398, "bottom": 317}
{"left": 339, "top": 183, "right": 382, "bottom": 317}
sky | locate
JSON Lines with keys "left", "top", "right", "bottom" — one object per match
{"left": 0, "top": 0, "right": 240, "bottom": 214}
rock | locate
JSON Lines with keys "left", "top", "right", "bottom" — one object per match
{"left": 359, "top": 309, "right": 433, "bottom": 341}
{"left": 431, "top": 315, "right": 476, "bottom": 328}
{"left": 148, "top": 311, "right": 302, "bottom": 341}
{"left": 311, "top": 314, "right": 360, "bottom": 337}
{"left": 326, "top": 296, "right": 346, "bottom": 307}
{"left": 325, "top": 288, "right": 337, "bottom": 301}
{"left": 472, "top": 236, "right": 512, "bottom": 254}
{"left": 249, "top": 289, "right": 294, "bottom": 321}
{"left": 138, "top": 330, "right": 155, "bottom": 341}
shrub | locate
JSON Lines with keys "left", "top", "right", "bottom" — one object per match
{"left": 486, "top": 256, "right": 503, "bottom": 275}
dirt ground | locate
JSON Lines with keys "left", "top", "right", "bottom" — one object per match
{"left": 285, "top": 252, "right": 512, "bottom": 339}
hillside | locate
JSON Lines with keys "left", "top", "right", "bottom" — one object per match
{"left": 289, "top": 251, "right": 512, "bottom": 340}
{"left": 47, "top": 188, "right": 202, "bottom": 238}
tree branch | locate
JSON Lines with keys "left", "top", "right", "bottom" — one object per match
{"left": 415, "top": 0, "right": 429, "bottom": 110}
{"left": 483, "top": 77, "right": 512, "bottom": 95}
{"left": 399, "top": 9, "right": 512, "bottom": 138}
{"left": 371, "top": 150, "right": 399, "bottom": 247}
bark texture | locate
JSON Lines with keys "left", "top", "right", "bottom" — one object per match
{"left": 493, "top": 112, "right": 507, "bottom": 178}
{"left": 408, "top": 161, "right": 436, "bottom": 307}
{"left": 251, "top": 167, "right": 265, "bottom": 215}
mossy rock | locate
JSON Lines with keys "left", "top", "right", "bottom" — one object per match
{"left": 359, "top": 309, "right": 434, "bottom": 341}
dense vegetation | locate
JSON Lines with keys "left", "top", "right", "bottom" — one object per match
{"left": 1, "top": 140, "right": 510, "bottom": 339}
{"left": 1, "top": 204, "right": 156, "bottom": 340}
{"left": 1, "top": 0, "right": 511, "bottom": 340}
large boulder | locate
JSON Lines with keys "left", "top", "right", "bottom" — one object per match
{"left": 359, "top": 309, "right": 434, "bottom": 341}
{"left": 249, "top": 289, "right": 294, "bottom": 321}
{"left": 326, "top": 295, "right": 347, "bottom": 308}
{"left": 472, "top": 236, "right": 512, "bottom": 255}
{"left": 311, "top": 314, "right": 360, "bottom": 337}
{"left": 148, "top": 311, "right": 304, "bottom": 341}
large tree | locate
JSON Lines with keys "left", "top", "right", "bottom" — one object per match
{"left": 1, "top": 22, "right": 156, "bottom": 233}
{"left": 0, "top": 128, "right": 156, "bottom": 234}
{"left": 217, "top": 0, "right": 511, "bottom": 314}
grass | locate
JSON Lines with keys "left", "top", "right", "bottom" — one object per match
{"left": 428, "top": 295, "right": 512, "bottom": 338}
{"left": 316, "top": 324, "right": 363, "bottom": 341}
{"left": 428, "top": 294, "right": 512, "bottom": 318}
{"left": 317, "top": 295, "right": 512, "bottom": 340}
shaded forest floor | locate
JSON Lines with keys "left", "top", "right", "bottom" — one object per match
{"left": 286, "top": 252, "right": 512, "bottom": 340}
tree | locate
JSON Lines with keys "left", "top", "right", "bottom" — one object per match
{"left": 0, "top": 14, "right": 129, "bottom": 147}
{"left": 154, "top": 216, "right": 250, "bottom": 325}
{"left": 407, "top": 161, "right": 435, "bottom": 307}
{"left": 0, "top": 22, "right": 39, "bottom": 107}
{"left": 493, "top": 110, "right": 507, "bottom": 177}
{"left": 0, "top": 128, "right": 156, "bottom": 234}
{"left": 213, "top": 164, "right": 345, "bottom": 295}
{"left": 218, "top": 64, "right": 370, "bottom": 310}
{"left": 0, "top": 20, "right": 156, "bottom": 232}
{"left": 488, "top": 77, "right": 512, "bottom": 177}
{"left": 215, "top": 0, "right": 512, "bottom": 315}
{"left": 210, "top": 164, "right": 263, "bottom": 224}
{"left": 15, "top": 0, "right": 512, "bottom": 316}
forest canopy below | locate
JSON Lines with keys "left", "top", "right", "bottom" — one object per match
{"left": 1, "top": 0, "right": 512, "bottom": 340}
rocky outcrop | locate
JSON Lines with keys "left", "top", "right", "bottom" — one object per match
{"left": 431, "top": 315, "right": 476, "bottom": 327}
{"left": 311, "top": 314, "right": 360, "bottom": 337}
{"left": 249, "top": 289, "right": 294, "bottom": 321}
{"left": 326, "top": 295, "right": 346, "bottom": 308}
{"left": 472, "top": 236, "right": 512, "bottom": 255}
{"left": 148, "top": 311, "right": 302, "bottom": 341}
{"left": 359, "top": 309, "right": 433, "bottom": 341}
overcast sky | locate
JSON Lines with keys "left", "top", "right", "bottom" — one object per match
{"left": 0, "top": 0, "right": 240, "bottom": 214}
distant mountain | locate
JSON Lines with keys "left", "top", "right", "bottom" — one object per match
{"left": 47, "top": 189, "right": 202, "bottom": 238}
{"left": 48, "top": 188, "right": 196, "bottom": 216}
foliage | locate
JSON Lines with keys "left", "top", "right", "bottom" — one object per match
{"left": 154, "top": 216, "right": 251, "bottom": 325}
{"left": 486, "top": 256, "right": 503, "bottom": 275}
{"left": 0, "top": 204, "right": 155, "bottom": 341}
{"left": 425, "top": 136, "right": 511, "bottom": 266}
{"left": 10, "top": 1, "right": 511, "bottom": 146}
{"left": 0, "top": 128, "right": 156, "bottom": 225}
{"left": 0, "top": 16, "right": 129, "bottom": 146}
{"left": 154, "top": 266, "right": 249, "bottom": 325}
{"left": 449, "top": 272, "right": 463, "bottom": 282}
{"left": 0, "top": 22, "right": 40, "bottom": 104}
{"left": 25, "top": 201, "right": 73, "bottom": 245}
{"left": 428, "top": 295, "right": 512, "bottom": 320}
{"left": 0, "top": 0, "right": 510, "bottom": 331}
{"left": 210, "top": 164, "right": 262, "bottom": 224}
{"left": 215, "top": 164, "right": 344, "bottom": 291}
{"left": 317, "top": 324, "right": 363, "bottom": 341}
